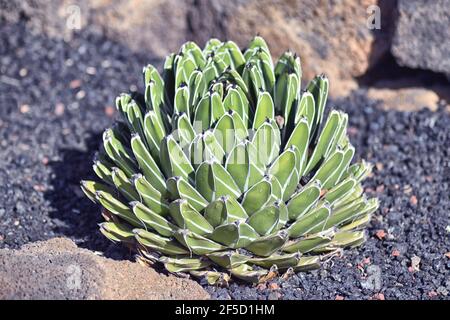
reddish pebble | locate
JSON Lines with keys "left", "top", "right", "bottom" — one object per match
{"left": 33, "top": 184, "right": 46, "bottom": 192}
{"left": 373, "top": 293, "right": 385, "bottom": 300}
{"left": 69, "top": 79, "right": 82, "bottom": 89}
{"left": 20, "top": 104, "right": 30, "bottom": 114}
{"left": 375, "top": 162, "right": 383, "bottom": 171}
{"left": 348, "top": 126, "right": 358, "bottom": 135}
{"left": 268, "top": 283, "right": 279, "bottom": 290}
{"left": 335, "top": 295, "right": 344, "bottom": 300}
{"left": 375, "top": 229, "right": 386, "bottom": 240}
{"left": 410, "top": 195, "right": 418, "bottom": 206}
{"left": 55, "top": 103, "right": 65, "bottom": 116}
{"left": 392, "top": 249, "right": 400, "bottom": 257}
{"left": 428, "top": 291, "right": 438, "bottom": 298}
{"left": 105, "top": 106, "right": 115, "bottom": 117}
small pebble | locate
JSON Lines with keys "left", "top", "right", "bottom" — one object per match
{"left": 55, "top": 103, "right": 65, "bottom": 116}
{"left": 76, "top": 90, "right": 86, "bottom": 99}
{"left": 19, "top": 68, "right": 28, "bottom": 77}
{"left": 86, "top": 67, "right": 97, "bottom": 75}
{"left": 19, "top": 104, "right": 30, "bottom": 113}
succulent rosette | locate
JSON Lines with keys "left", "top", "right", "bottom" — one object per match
{"left": 81, "top": 36, "right": 378, "bottom": 284}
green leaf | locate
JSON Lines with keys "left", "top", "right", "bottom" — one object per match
{"left": 111, "top": 166, "right": 139, "bottom": 201}
{"left": 169, "top": 199, "right": 213, "bottom": 235}
{"left": 315, "top": 231, "right": 366, "bottom": 252}
{"left": 208, "top": 220, "right": 259, "bottom": 248}
{"left": 247, "top": 203, "right": 281, "bottom": 235}
{"left": 282, "top": 229, "right": 335, "bottom": 253}
{"left": 241, "top": 177, "right": 272, "bottom": 215}
{"left": 166, "top": 176, "right": 208, "bottom": 212}
{"left": 268, "top": 148, "right": 297, "bottom": 193}
{"left": 219, "top": 69, "right": 249, "bottom": 101}
{"left": 132, "top": 174, "right": 169, "bottom": 216}
{"left": 223, "top": 86, "right": 249, "bottom": 125}
{"left": 213, "top": 113, "right": 237, "bottom": 155}
{"left": 210, "top": 90, "right": 226, "bottom": 124}
{"left": 160, "top": 135, "right": 194, "bottom": 182}
{"left": 324, "top": 177, "right": 356, "bottom": 205}
{"left": 99, "top": 221, "right": 135, "bottom": 244}
{"left": 172, "top": 112, "right": 195, "bottom": 148}
{"left": 174, "top": 84, "right": 190, "bottom": 118}
{"left": 284, "top": 117, "right": 310, "bottom": 175}
{"left": 225, "top": 141, "right": 265, "bottom": 193}
{"left": 131, "top": 201, "right": 177, "bottom": 237}
{"left": 103, "top": 128, "right": 137, "bottom": 177}
{"left": 207, "top": 251, "right": 249, "bottom": 269}
{"left": 274, "top": 51, "right": 301, "bottom": 82}
{"left": 245, "top": 231, "right": 289, "bottom": 257}
{"left": 162, "top": 53, "right": 176, "bottom": 104}
{"left": 324, "top": 197, "right": 378, "bottom": 229}
{"left": 231, "top": 264, "right": 268, "bottom": 283}
{"left": 251, "top": 120, "right": 280, "bottom": 166}
{"left": 340, "top": 213, "right": 371, "bottom": 231}
{"left": 324, "top": 145, "right": 355, "bottom": 189}
{"left": 134, "top": 228, "right": 188, "bottom": 256}
{"left": 188, "top": 70, "right": 206, "bottom": 109}
{"left": 304, "top": 110, "right": 341, "bottom": 175}
{"left": 343, "top": 160, "right": 373, "bottom": 183}
{"left": 175, "top": 56, "right": 196, "bottom": 88}
{"left": 143, "top": 110, "right": 166, "bottom": 162}
{"left": 204, "top": 196, "right": 248, "bottom": 227}
{"left": 287, "top": 181, "right": 321, "bottom": 220}
{"left": 80, "top": 180, "right": 115, "bottom": 204}
{"left": 249, "top": 252, "right": 301, "bottom": 269}
{"left": 115, "top": 93, "right": 132, "bottom": 116}
{"left": 230, "top": 110, "right": 249, "bottom": 142}
{"left": 253, "top": 91, "right": 275, "bottom": 130}
{"left": 294, "top": 91, "right": 315, "bottom": 127}
{"left": 181, "top": 41, "right": 206, "bottom": 68}
{"left": 195, "top": 160, "right": 241, "bottom": 202}
{"left": 130, "top": 134, "right": 166, "bottom": 193}
{"left": 246, "top": 36, "right": 270, "bottom": 54}
{"left": 95, "top": 190, "right": 141, "bottom": 227}
{"left": 190, "top": 131, "right": 225, "bottom": 167}
{"left": 161, "top": 256, "right": 212, "bottom": 272}
{"left": 333, "top": 183, "right": 363, "bottom": 209}
{"left": 92, "top": 158, "right": 114, "bottom": 186}
{"left": 174, "top": 229, "right": 225, "bottom": 255}
{"left": 288, "top": 202, "right": 331, "bottom": 238}
{"left": 292, "top": 256, "right": 321, "bottom": 272}
{"left": 306, "top": 74, "right": 329, "bottom": 140}
{"left": 311, "top": 149, "right": 344, "bottom": 186}
{"left": 220, "top": 41, "right": 246, "bottom": 72}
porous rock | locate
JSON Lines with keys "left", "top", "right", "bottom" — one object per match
{"left": 0, "top": 238, "right": 209, "bottom": 300}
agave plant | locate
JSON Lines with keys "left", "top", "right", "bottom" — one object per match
{"left": 81, "top": 36, "right": 378, "bottom": 284}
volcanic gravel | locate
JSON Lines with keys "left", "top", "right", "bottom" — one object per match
{"left": 1, "top": 21, "right": 449, "bottom": 299}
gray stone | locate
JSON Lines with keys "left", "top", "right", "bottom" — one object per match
{"left": 392, "top": 0, "right": 450, "bottom": 75}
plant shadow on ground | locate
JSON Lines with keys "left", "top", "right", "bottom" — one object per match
{"left": 44, "top": 132, "right": 134, "bottom": 261}
{"left": 44, "top": 132, "right": 174, "bottom": 275}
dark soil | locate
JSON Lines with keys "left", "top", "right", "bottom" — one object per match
{"left": 1, "top": 21, "right": 449, "bottom": 299}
